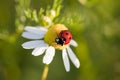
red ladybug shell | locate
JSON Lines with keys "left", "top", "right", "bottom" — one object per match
{"left": 59, "top": 30, "right": 72, "bottom": 44}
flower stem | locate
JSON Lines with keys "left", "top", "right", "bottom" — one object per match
{"left": 41, "top": 65, "right": 49, "bottom": 80}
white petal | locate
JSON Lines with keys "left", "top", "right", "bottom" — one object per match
{"left": 62, "top": 49, "right": 70, "bottom": 72}
{"left": 43, "top": 46, "right": 55, "bottom": 64}
{"left": 69, "top": 39, "right": 78, "bottom": 47}
{"left": 25, "top": 26, "right": 47, "bottom": 35}
{"left": 32, "top": 46, "right": 48, "bottom": 56}
{"left": 22, "top": 32, "right": 45, "bottom": 39}
{"left": 22, "top": 40, "right": 48, "bottom": 49}
{"left": 67, "top": 47, "right": 80, "bottom": 68}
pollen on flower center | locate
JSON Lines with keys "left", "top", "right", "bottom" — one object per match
{"left": 44, "top": 24, "right": 69, "bottom": 50}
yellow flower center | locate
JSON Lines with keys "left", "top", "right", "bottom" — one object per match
{"left": 44, "top": 24, "right": 68, "bottom": 50}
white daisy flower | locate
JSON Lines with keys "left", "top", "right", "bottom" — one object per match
{"left": 22, "top": 24, "right": 80, "bottom": 72}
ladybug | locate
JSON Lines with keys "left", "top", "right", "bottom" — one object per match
{"left": 55, "top": 30, "right": 72, "bottom": 46}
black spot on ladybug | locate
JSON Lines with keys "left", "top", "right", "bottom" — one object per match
{"left": 69, "top": 37, "right": 71, "bottom": 40}
{"left": 66, "top": 33, "right": 68, "bottom": 35}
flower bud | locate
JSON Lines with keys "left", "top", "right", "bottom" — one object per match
{"left": 42, "top": 16, "right": 52, "bottom": 27}
{"left": 50, "top": 10, "right": 56, "bottom": 18}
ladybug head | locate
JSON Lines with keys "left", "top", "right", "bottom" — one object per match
{"left": 55, "top": 37, "right": 65, "bottom": 46}
{"left": 55, "top": 30, "right": 72, "bottom": 46}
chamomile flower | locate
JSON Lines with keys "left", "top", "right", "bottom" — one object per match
{"left": 21, "top": 24, "right": 80, "bottom": 72}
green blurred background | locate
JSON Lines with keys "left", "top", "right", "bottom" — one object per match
{"left": 0, "top": 0, "right": 120, "bottom": 80}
